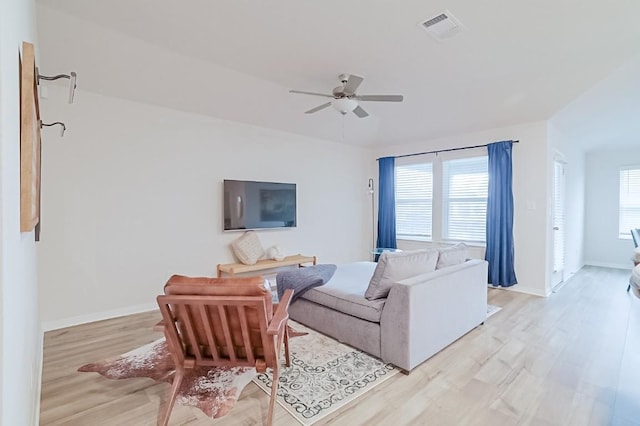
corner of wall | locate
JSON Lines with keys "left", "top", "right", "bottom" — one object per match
{"left": 1, "top": 1, "right": 41, "bottom": 424}
{"left": 32, "top": 327, "right": 44, "bottom": 425}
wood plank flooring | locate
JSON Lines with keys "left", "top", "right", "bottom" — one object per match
{"left": 39, "top": 266, "right": 640, "bottom": 425}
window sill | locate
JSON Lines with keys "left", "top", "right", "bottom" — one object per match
{"left": 397, "top": 236, "right": 432, "bottom": 243}
{"left": 440, "top": 239, "right": 486, "bottom": 248}
{"left": 397, "top": 237, "right": 486, "bottom": 248}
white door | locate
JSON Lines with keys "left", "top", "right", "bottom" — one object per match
{"left": 552, "top": 160, "right": 565, "bottom": 289}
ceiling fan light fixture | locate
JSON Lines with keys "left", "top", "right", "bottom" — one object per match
{"left": 331, "top": 98, "right": 358, "bottom": 114}
{"left": 290, "top": 74, "right": 402, "bottom": 118}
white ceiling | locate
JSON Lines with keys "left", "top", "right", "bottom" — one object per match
{"left": 35, "top": 0, "right": 640, "bottom": 148}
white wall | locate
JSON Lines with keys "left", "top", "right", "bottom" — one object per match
{"left": 0, "top": 0, "right": 42, "bottom": 424}
{"left": 547, "top": 123, "right": 586, "bottom": 281}
{"left": 584, "top": 147, "right": 640, "bottom": 268}
{"left": 375, "top": 121, "right": 551, "bottom": 296}
{"left": 38, "top": 87, "right": 371, "bottom": 329}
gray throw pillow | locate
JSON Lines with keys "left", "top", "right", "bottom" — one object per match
{"left": 436, "top": 243, "right": 468, "bottom": 269}
{"left": 365, "top": 249, "right": 439, "bottom": 300}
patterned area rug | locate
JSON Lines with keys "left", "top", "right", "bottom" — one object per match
{"left": 78, "top": 322, "right": 398, "bottom": 424}
{"left": 254, "top": 321, "right": 399, "bottom": 425}
{"left": 487, "top": 304, "right": 502, "bottom": 318}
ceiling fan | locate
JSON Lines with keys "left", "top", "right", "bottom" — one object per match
{"left": 289, "top": 74, "right": 403, "bottom": 118}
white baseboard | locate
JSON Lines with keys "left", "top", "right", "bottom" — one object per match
{"left": 42, "top": 302, "right": 158, "bottom": 332}
{"left": 33, "top": 327, "right": 44, "bottom": 426}
{"left": 488, "top": 284, "right": 548, "bottom": 297}
{"left": 584, "top": 261, "right": 633, "bottom": 271}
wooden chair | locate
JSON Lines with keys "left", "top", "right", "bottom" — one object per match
{"left": 156, "top": 275, "right": 292, "bottom": 426}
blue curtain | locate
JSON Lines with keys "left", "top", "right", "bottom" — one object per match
{"left": 485, "top": 141, "right": 517, "bottom": 286}
{"left": 376, "top": 157, "right": 397, "bottom": 250}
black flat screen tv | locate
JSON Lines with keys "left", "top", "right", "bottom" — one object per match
{"left": 223, "top": 180, "right": 297, "bottom": 231}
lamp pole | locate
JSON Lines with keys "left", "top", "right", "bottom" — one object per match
{"left": 368, "top": 178, "right": 375, "bottom": 258}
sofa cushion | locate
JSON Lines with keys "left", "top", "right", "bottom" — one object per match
{"left": 231, "top": 231, "right": 264, "bottom": 265}
{"left": 365, "top": 249, "right": 439, "bottom": 300}
{"left": 300, "top": 262, "right": 385, "bottom": 323}
{"left": 631, "top": 264, "right": 640, "bottom": 298}
{"left": 436, "top": 243, "right": 468, "bottom": 269}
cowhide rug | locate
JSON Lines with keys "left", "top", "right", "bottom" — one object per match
{"left": 78, "top": 338, "right": 256, "bottom": 419}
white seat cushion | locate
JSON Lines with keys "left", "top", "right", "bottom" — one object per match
{"left": 301, "top": 262, "right": 385, "bottom": 322}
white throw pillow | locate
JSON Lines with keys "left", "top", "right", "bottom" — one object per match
{"left": 436, "top": 243, "right": 468, "bottom": 269}
{"left": 231, "top": 231, "right": 265, "bottom": 265}
{"left": 365, "top": 249, "right": 439, "bottom": 300}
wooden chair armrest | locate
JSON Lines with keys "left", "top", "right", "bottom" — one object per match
{"left": 268, "top": 289, "right": 293, "bottom": 335}
{"left": 153, "top": 319, "right": 165, "bottom": 332}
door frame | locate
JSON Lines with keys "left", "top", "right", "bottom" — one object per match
{"left": 552, "top": 155, "right": 566, "bottom": 290}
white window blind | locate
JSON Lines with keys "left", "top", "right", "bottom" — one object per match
{"left": 442, "top": 156, "right": 488, "bottom": 242}
{"left": 553, "top": 161, "right": 565, "bottom": 272}
{"left": 619, "top": 167, "right": 640, "bottom": 239}
{"left": 395, "top": 163, "right": 433, "bottom": 239}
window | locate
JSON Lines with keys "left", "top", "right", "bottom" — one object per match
{"left": 442, "top": 156, "right": 488, "bottom": 242}
{"left": 394, "top": 153, "right": 488, "bottom": 243}
{"left": 619, "top": 166, "right": 640, "bottom": 239}
{"left": 395, "top": 162, "right": 433, "bottom": 239}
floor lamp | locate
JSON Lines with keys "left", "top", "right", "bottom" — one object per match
{"left": 368, "top": 178, "right": 375, "bottom": 259}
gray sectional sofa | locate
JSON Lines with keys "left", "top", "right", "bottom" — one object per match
{"left": 288, "top": 253, "right": 488, "bottom": 372}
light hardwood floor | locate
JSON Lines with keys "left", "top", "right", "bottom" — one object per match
{"left": 40, "top": 266, "right": 640, "bottom": 425}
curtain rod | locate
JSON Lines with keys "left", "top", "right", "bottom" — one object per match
{"left": 377, "top": 140, "right": 519, "bottom": 160}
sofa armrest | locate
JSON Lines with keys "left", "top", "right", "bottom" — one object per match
{"left": 380, "top": 259, "right": 488, "bottom": 371}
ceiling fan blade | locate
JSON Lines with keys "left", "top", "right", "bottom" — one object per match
{"left": 305, "top": 102, "right": 331, "bottom": 114}
{"left": 290, "top": 90, "right": 333, "bottom": 98}
{"left": 355, "top": 94, "right": 404, "bottom": 102}
{"left": 353, "top": 105, "right": 369, "bottom": 118}
{"left": 343, "top": 74, "right": 364, "bottom": 95}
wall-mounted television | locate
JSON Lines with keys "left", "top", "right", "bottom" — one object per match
{"left": 223, "top": 180, "right": 297, "bottom": 231}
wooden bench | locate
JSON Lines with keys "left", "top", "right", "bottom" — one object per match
{"left": 217, "top": 254, "right": 316, "bottom": 277}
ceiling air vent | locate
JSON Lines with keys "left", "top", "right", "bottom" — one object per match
{"left": 420, "top": 10, "right": 465, "bottom": 41}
